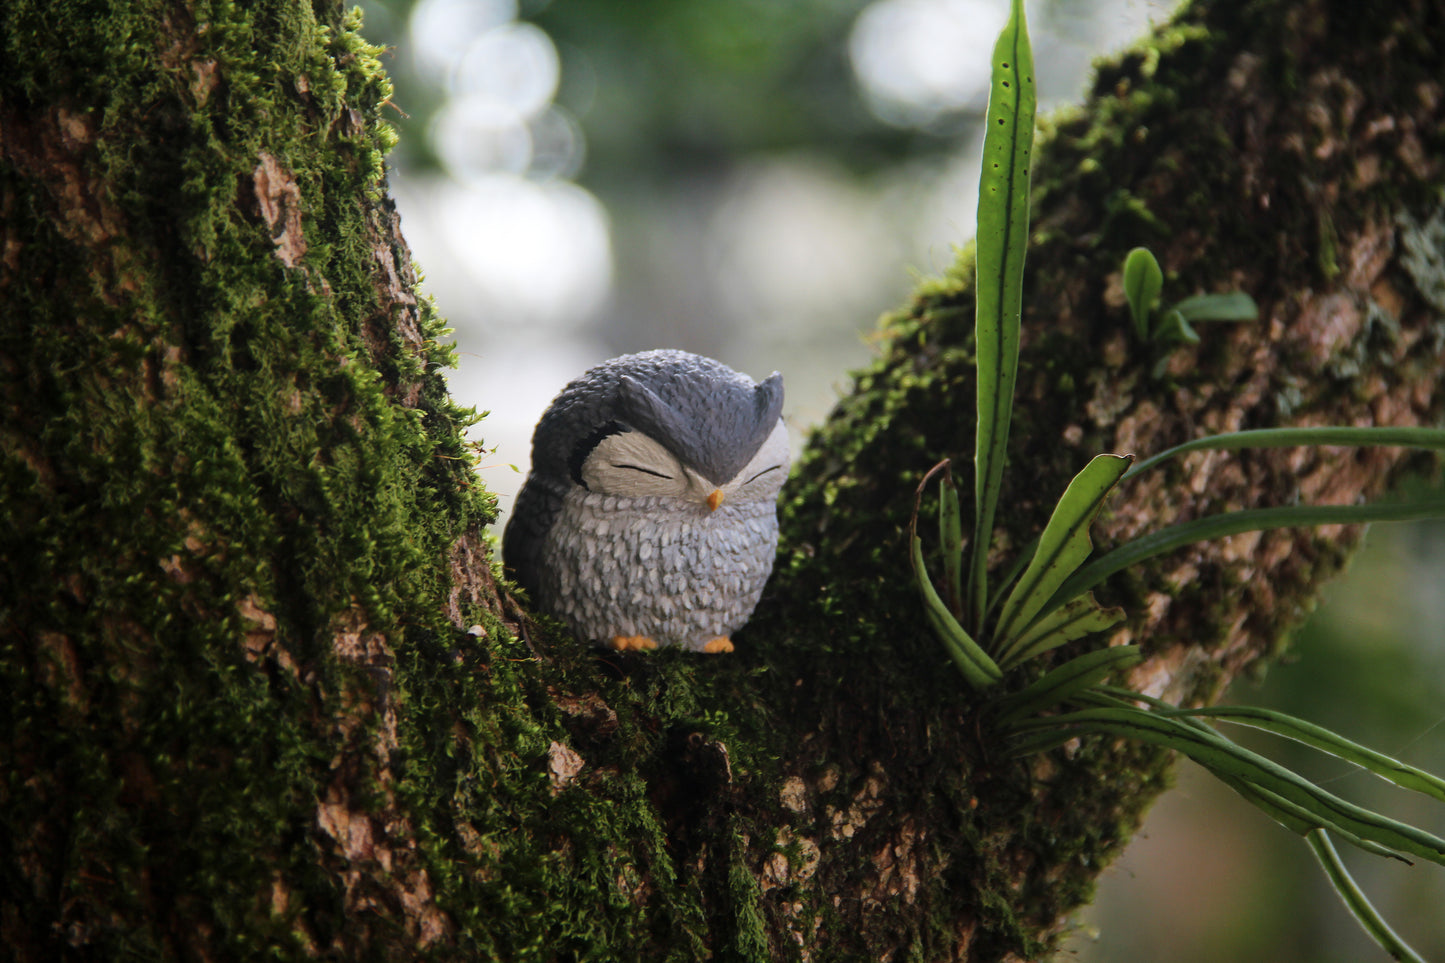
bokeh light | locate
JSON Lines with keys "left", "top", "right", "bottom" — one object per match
{"left": 407, "top": 0, "right": 518, "bottom": 85}
{"left": 850, "top": 0, "right": 1008, "bottom": 126}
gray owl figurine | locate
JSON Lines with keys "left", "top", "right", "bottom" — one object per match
{"left": 502, "top": 350, "right": 789, "bottom": 653}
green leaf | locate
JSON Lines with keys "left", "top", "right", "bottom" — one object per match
{"left": 1212, "top": 772, "right": 1404, "bottom": 860}
{"left": 923, "top": 603, "right": 1002, "bottom": 690}
{"left": 1123, "top": 247, "right": 1163, "bottom": 340}
{"left": 993, "top": 453, "right": 1131, "bottom": 649}
{"left": 1011, "top": 706, "right": 1445, "bottom": 866}
{"left": 1205, "top": 757, "right": 1428, "bottom": 959}
{"left": 996, "top": 595, "right": 1125, "bottom": 669}
{"left": 1309, "top": 830, "right": 1428, "bottom": 963}
{"left": 911, "top": 462, "right": 1002, "bottom": 689}
{"left": 1171, "top": 290, "right": 1260, "bottom": 322}
{"left": 1169, "top": 705, "right": 1445, "bottom": 803}
{"left": 1047, "top": 496, "right": 1445, "bottom": 615}
{"left": 1122, "top": 426, "right": 1445, "bottom": 481}
{"left": 1151, "top": 309, "right": 1199, "bottom": 345}
{"left": 993, "top": 645, "right": 1141, "bottom": 724}
{"left": 984, "top": 532, "right": 1038, "bottom": 624}
{"left": 909, "top": 513, "right": 1002, "bottom": 691}
{"left": 970, "top": 0, "right": 1036, "bottom": 628}
{"left": 940, "top": 470, "right": 964, "bottom": 617}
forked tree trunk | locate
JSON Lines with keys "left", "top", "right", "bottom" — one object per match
{"left": 3, "top": 0, "right": 1443, "bottom": 959}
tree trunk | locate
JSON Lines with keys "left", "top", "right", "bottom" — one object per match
{"left": 3, "top": 0, "right": 1442, "bottom": 960}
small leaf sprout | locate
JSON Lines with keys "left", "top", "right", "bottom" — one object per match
{"left": 1123, "top": 245, "right": 1260, "bottom": 374}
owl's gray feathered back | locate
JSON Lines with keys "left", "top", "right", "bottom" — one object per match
{"left": 502, "top": 350, "right": 788, "bottom": 652}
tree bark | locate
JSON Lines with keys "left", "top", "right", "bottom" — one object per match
{"left": 3, "top": 0, "right": 1443, "bottom": 961}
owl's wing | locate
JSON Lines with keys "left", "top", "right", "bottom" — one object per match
{"left": 501, "top": 476, "right": 564, "bottom": 599}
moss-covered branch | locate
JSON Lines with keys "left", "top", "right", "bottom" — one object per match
{"left": 755, "top": 0, "right": 1445, "bottom": 954}
{"left": 1, "top": 0, "right": 497, "bottom": 955}
{"left": 2, "top": 0, "right": 1443, "bottom": 960}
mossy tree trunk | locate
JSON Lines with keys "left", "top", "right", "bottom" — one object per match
{"left": 3, "top": 0, "right": 1443, "bottom": 960}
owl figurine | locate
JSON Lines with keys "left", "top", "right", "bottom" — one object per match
{"left": 503, "top": 350, "right": 789, "bottom": 653}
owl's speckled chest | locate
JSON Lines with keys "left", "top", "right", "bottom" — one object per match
{"left": 534, "top": 479, "right": 779, "bottom": 651}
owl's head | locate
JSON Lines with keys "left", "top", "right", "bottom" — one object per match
{"left": 532, "top": 350, "right": 788, "bottom": 510}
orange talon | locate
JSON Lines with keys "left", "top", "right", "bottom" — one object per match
{"left": 702, "top": 637, "right": 734, "bottom": 654}
{"left": 608, "top": 635, "right": 658, "bottom": 652}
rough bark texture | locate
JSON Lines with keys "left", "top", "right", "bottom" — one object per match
{"left": 2, "top": 0, "right": 1443, "bottom": 961}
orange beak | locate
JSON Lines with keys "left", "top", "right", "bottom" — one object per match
{"left": 707, "top": 489, "right": 725, "bottom": 512}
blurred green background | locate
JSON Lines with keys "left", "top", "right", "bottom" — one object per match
{"left": 353, "top": 1, "right": 1445, "bottom": 958}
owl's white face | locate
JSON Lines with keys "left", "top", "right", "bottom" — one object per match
{"left": 579, "top": 419, "right": 790, "bottom": 508}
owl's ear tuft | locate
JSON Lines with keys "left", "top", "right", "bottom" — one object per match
{"left": 615, "top": 374, "right": 690, "bottom": 456}
{"left": 755, "top": 373, "right": 785, "bottom": 427}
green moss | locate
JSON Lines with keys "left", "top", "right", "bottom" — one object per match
{"left": 1315, "top": 205, "right": 1342, "bottom": 281}
{"left": 1, "top": 0, "right": 497, "bottom": 956}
